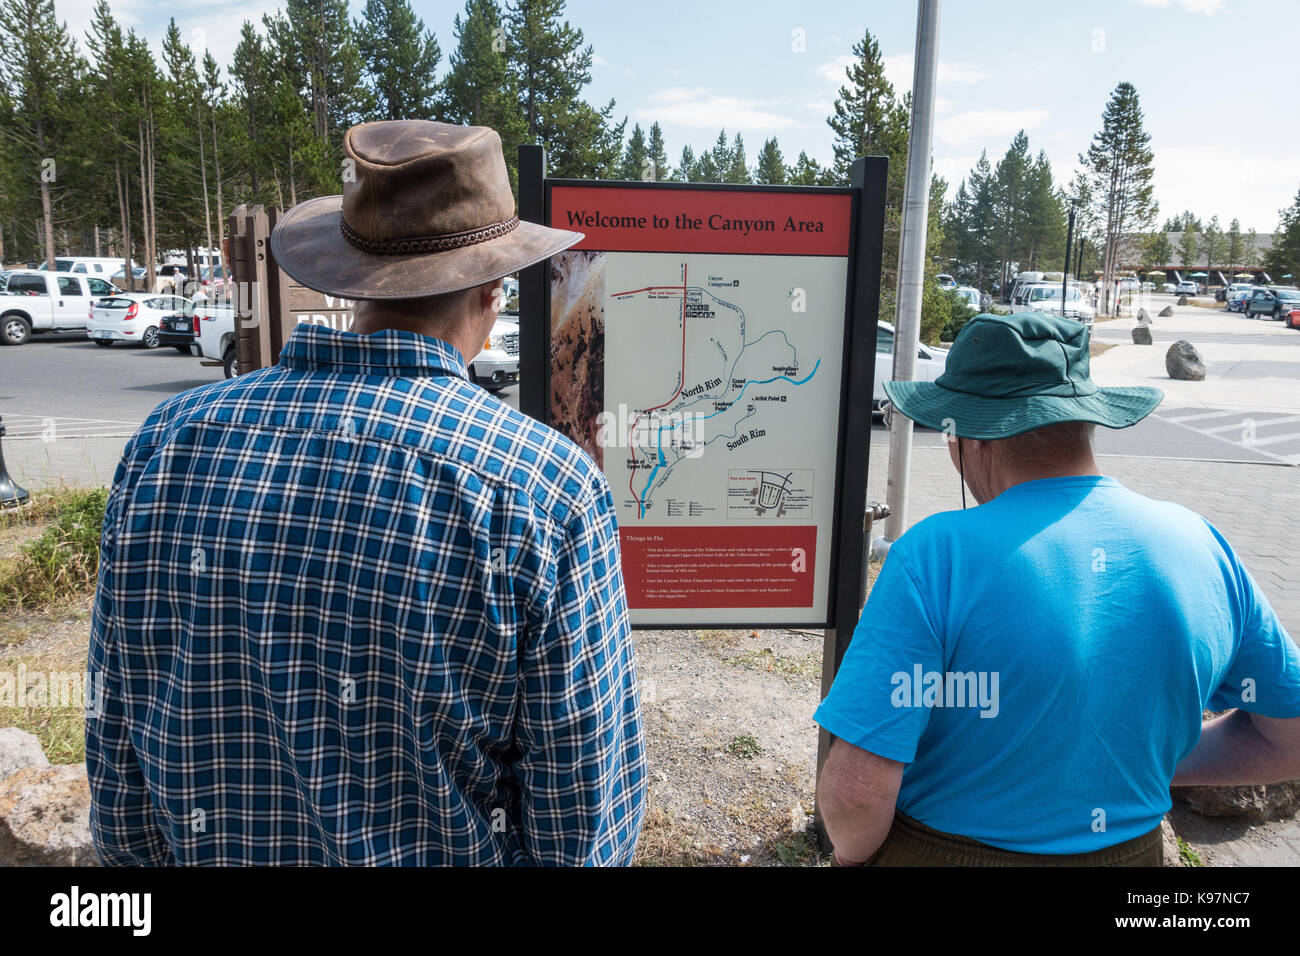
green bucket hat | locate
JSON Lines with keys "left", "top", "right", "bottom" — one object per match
{"left": 883, "top": 311, "right": 1163, "bottom": 440}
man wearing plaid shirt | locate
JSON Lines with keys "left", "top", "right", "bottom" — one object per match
{"left": 86, "top": 120, "right": 646, "bottom": 866}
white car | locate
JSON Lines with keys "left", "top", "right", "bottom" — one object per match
{"left": 1, "top": 270, "right": 119, "bottom": 344}
{"left": 873, "top": 319, "right": 948, "bottom": 412}
{"left": 469, "top": 316, "right": 520, "bottom": 392}
{"left": 953, "top": 285, "right": 981, "bottom": 311}
{"left": 87, "top": 292, "right": 195, "bottom": 349}
{"left": 1011, "top": 283, "right": 1094, "bottom": 324}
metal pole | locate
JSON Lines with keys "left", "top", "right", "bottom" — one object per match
{"left": 1061, "top": 202, "right": 1076, "bottom": 317}
{"left": 884, "top": 0, "right": 942, "bottom": 543}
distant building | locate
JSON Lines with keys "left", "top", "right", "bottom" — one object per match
{"left": 1113, "top": 232, "right": 1276, "bottom": 282}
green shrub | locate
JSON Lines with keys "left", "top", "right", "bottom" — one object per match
{"left": 0, "top": 488, "right": 108, "bottom": 610}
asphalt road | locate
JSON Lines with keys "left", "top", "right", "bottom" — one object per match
{"left": 1, "top": 297, "right": 1295, "bottom": 494}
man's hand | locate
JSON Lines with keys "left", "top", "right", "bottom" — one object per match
{"left": 818, "top": 739, "right": 904, "bottom": 865}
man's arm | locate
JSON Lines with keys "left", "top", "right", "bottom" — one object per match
{"left": 1172, "top": 710, "right": 1300, "bottom": 787}
{"left": 513, "top": 477, "right": 647, "bottom": 866}
{"left": 819, "top": 739, "right": 904, "bottom": 865}
{"left": 85, "top": 458, "right": 174, "bottom": 866}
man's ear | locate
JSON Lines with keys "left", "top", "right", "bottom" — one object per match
{"left": 480, "top": 280, "right": 505, "bottom": 317}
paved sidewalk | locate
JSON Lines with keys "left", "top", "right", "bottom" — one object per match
{"left": 866, "top": 442, "right": 1299, "bottom": 637}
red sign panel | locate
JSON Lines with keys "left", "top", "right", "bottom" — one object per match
{"left": 620, "top": 525, "right": 816, "bottom": 609}
{"left": 550, "top": 185, "right": 850, "bottom": 256}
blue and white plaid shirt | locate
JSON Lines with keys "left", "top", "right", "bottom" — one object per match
{"left": 87, "top": 324, "right": 646, "bottom": 866}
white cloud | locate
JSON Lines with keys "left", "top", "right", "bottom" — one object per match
{"left": 636, "top": 89, "right": 797, "bottom": 130}
{"left": 884, "top": 55, "right": 988, "bottom": 94}
{"left": 593, "top": 53, "right": 636, "bottom": 77}
{"left": 935, "top": 109, "right": 1050, "bottom": 145}
{"left": 1131, "top": 0, "right": 1226, "bottom": 12}
{"left": 1153, "top": 145, "right": 1294, "bottom": 232}
{"left": 935, "top": 97, "right": 955, "bottom": 115}
{"left": 815, "top": 54, "right": 986, "bottom": 94}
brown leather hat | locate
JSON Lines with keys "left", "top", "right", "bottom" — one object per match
{"left": 271, "top": 120, "right": 583, "bottom": 300}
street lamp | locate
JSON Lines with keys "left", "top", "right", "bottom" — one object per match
{"left": 1062, "top": 199, "right": 1078, "bottom": 318}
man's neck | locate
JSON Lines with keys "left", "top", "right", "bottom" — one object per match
{"left": 349, "top": 313, "right": 480, "bottom": 366}
{"left": 989, "top": 455, "right": 1103, "bottom": 499}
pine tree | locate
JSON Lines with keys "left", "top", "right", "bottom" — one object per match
{"left": 357, "top": 0, "right": 441, "bottom": 121}
{"left": 1079, "top": 81, "right": 1157, "bottom": 312}
{"left": 1225, "top": 217, "right": 1243, "bottom": 275}
{"left": 0, "top": 0, "right": 82, "bottom": 267}
{"left": 504, "top": 0, "right": 619, "bottom": 178}
{"left": 724, "top": 133, "right": 750, "bottom": 184}
{"left": 619, "top": 122, "right": 648, "bottom": 181}
{"left": 785, "top": 151, "right": 831, "bottom": 186}
{"left": 1177, "top": 228, "right": 1199, "bottom": 270}
{"left": 645, "top": 122, "right": 670, "bottom": 182}
{"left": 754, "top": 138, "right": 785, "bottom": 185}
{"left": 992, "top": 131, "right": 1031, "bottom": 286}
{"left": 1143, "top": 231, "right": 1172, "bottom": 269}
{"left": 673, "top": 144, "right": 695, "bottom": 182}
{"left": 1264, "top": 188, "right": 1300, "bottom": 282}
{"left": 826, "top": 28, "right": 907, "bottom": 193}
{"left": 693, "top": 149, "right": 718, "bottom": 183}
{"left": 440, "top": 0, "right": 526, "bottom": 188}
{"left": 708, "top": 129, "right": 731, "bottom": 179}
{"left": 231, "top": 21, "right": 274, "bottom": 200}
{"left": 1022, "top": 150, "right": 1066, "bottom": 271}
{"left": 1202, "top": 215, "right": 1224, "bottom": 282}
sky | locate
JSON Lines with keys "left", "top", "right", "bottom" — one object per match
{"left": 53, "top": 0, "right": 1300, "bottom": 232}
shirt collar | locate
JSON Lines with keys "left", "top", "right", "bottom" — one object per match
{"left": 278, "top": 323, "right": 470, "bottom": 379}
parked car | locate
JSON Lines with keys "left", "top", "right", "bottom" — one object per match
{"left": 0, "top": 270, "right": 118, "bottom": 344}
{"left": 1161, "top": 282, "right": 1177, "bottom": 294}
{"left": 469, "top": 315, "right": 520, "bottom": 392}
{"left": 1175, "top": 280, "right": 1198, "bottom": 296}
{"left": 191, "top": 303, "right": 239, "bottom": 376}
{"left": 953, "top": 285, "right": 981, "bottom": 312}
{"left": 156, "top": 301, "right": 201, "bottom": 353}
{"left": 111, "top": 266, "right": 149, "bottom": 291}
{"left": 38, "top": 256, "right": 134, "bottom": 276}
{"left": 1011, "top": 282, "right": 1095, "bottom": 323}
{"left": 1244, "top": 286, "right": 1300, "bottom": 320}
{"left": 154, "top": 263, "right": 190, "bottom": 294}
{"left": 873, "top": 320, "right": 949, "bottom": 413}
{"left": 86, "top": 292, "right": 195, "bottom": 348}
{"left": 935, "top": 273, "right": 957, "bottom": 290}
{"left": 1140, "top": 281, "right": 1155, "bottom": 292}
{"left": 1225, "top": 283, "right": 1256, "bottom": 312}
{"left": 1286, "top": 308, "right": 1300, "bottom": 331}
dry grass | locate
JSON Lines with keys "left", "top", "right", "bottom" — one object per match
{"left": 0, "top": 596, "right": 93, "bottom": 763}
{"left": 1090, "top": 341, "right": 1116, "bottom": 358}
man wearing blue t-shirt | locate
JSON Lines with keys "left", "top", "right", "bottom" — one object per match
{"left": 816, "top": 312, "right": 1300, "bottom": 866}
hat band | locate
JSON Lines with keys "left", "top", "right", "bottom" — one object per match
{"left": 340, "top": 215, "right": 520, "bottom": 255}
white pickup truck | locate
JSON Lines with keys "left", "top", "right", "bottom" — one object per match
{"left": 0, "top": 270, "right": 119, "bottom": 345}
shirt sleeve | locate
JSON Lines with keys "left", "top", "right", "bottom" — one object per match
{"left": 85, "top": 454, "right": 174, "bottom": 866}
{"left": 813, "top": 545, "right": 944, "bottom": 763}
{"left": 513, "top": 475, "right": 647, "bottom": 866}
{"left": 1204, "top": 523, "right": 1300, "bottom": 717}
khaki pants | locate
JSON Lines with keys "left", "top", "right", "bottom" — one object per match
{"left": 857, "top": 810, "right": 1163, "bottom": 867}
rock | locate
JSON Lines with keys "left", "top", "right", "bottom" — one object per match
{"left": 1158, "top": 305, "right": 1174, "bottom": 317}
{"left": 1175, "top": 781, "right": 1300, "bottom": 824}
{"left": 1161, "top": 816, "right": 1182, "bottom": 866}
{"left": 0, "top": 763, "right": 98, "bottom": 866}
{"left": 1136, "top": 308, "right": 1151, "bottom": 326}
{"left": 1165, "top": 340, "right": 1205, "bottom": 381}
{"left": 1131, "top": 326, "right": 1153, "bottom": 345}
{"left": 0, "top": 727, "right": 49, "bottom": 781}
{"left": 1177, "top": 294, "right": 1188, "bottom": 306}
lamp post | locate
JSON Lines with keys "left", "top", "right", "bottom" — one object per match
{"left": 1062, "top": 200, "right": 1077, "bottom": 318}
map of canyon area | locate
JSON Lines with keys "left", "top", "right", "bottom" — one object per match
{"left": 602, "top": 251, "right": 846, "bottom": 624}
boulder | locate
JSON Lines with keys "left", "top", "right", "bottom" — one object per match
{"left": 0, "top": 727, "right": 48, "bottom": 781}
{"left": 1158, "top": 305, "right": 1174, "bottom": 317}
{"left": 1131, "top": 326, "right": 1153, "bottom": 345}
{"left": 1165, "top": 340, "right": 1205, "bottom": 381}
{"left": 1136, "top": 308, "right": 1151, "bottom": 326}
{"left": 0, "top": 763, "right": 98, "bottom": 866}
{"left": 1177, "top": 295, "right": 1188, "bottom": 306}
{"left": 1176, "top": 781, "right": 1300, "bottom": 824}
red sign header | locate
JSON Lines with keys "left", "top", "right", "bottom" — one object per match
{"left": 550, "top": 184, "right": 851, "bottom": 256}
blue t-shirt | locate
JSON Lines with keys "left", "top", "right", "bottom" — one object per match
{"left": 814, "top": 475, "right": 1300, "bottom": 854}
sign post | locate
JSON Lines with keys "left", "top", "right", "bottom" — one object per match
{"left": 520, "top": 151, "right": 883, "bottom": 630}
